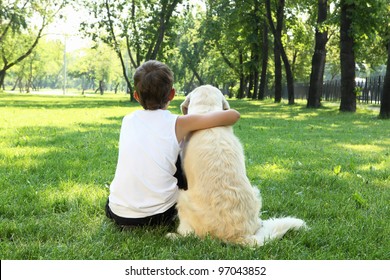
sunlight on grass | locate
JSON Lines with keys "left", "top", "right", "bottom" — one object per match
{"left": 359, "top": 161, "right": 390, "bottom": 172}
{"left": 2, "top": 150, "right": 44, "bottom": 171}
{"left": 42, "top": 181, "right": 108, "bottom": 214}
{"left": 339, "top": 143, "right": 385, "bottom": 153}
{"left": 249, "top": 162, "right": 292, "bottom": 183}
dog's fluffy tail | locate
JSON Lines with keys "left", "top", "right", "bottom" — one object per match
{"left": 253, "top": 217, "right": 307, "bottom": 246}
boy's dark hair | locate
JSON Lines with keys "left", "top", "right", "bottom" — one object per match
{"left": 133, "top": 60, "right": 174, "bottom": 110}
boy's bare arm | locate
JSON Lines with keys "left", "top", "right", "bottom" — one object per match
{"left": 175, "top": 109, "right": 240, "bottom": 142}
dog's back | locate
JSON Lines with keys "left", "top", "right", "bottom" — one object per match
{"left": 174, "top": 85, "right": 306, "bottom": 246}
{"left": 177, "top": 86, "right": 261, "bottom": 243}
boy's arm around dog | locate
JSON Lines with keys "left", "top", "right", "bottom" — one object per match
{"left": 175, "top": 109, "right": 240, "bottom": 142}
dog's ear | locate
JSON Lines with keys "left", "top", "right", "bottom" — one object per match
{"left": 180, "top": 93, "right": 191, "bottom": 115}
{"left": 222, "top": 96, "right": 230, "bottom": 110}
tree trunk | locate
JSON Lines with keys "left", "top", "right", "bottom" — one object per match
{"left": 104, "top": 0, "right": 132, "bottom": 101}
{"left": 283, "top": 49, "right": 295, "bottom": 105}
{"left": 0, "top": 70, "right": 6, "bottom": 89}
{"left": 247, "top": 73, "right": 254, "bottom": 99}
{"left": 237, "top": 52, "right": 245, "bottom": 99}
{"left": 274, "top": 42, "right": 282, "bottom": 103}
{"left": 275, "top": 0, "right": 283, "bottom": 103}
{"left": 339, "top": 1, "right": 356, "bottom": 112}
{"left": 251, "top": 0, "right": 260, "bottom": 100}
{"left": 253, "top": 68, "right": 259, "bottom": 100}
{"left": 266, "top": 0, "right": 294, "bottom": 104}
{"left": 99, "top": 80, "right": 104, "bottom": 95}
{"left": 191, "top": 66, "right": 204, "bottom": 85}
{"left": 11, "top": 76, "right": 21, "bottom": 91}
{"left": 259, "top": 19, "right": 268, "bottom": 100}
{"left": 379, "top": 41, "right": 390, "bottom": 119}
{"left": 307, "top": 0, "right": 328, "bottom": 108}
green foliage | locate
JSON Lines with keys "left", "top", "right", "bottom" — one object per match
{"left": 333, "top": 165, "right": 342, "bottom": 175}
{"left": 0, "top": 93, "right": 389, "bottom": 260}
{"left": 80, "top": 0, "right": 182, "bottom": 65}
{"left": 0, "top": 1, "right": 28, "bottom": 33}
{"left": 352, "top": 192, "right": 369, "bottom": 209}
{"left": 0, "top": 0, "right": 68, "bottom": 88}
{"left": 2, "top": 0, "right": 389, "bottom": 95}
{"left": 336, "top": 0, "right": 389, "bottom": 68}
{"left": 284, "top": 7, "right": 315, "bottom": 82}
{"left": 67, "top": 44, "right": 124, "bottom": 91}
{"left": 6, "top": 38, "right": 64, "bottom": 91}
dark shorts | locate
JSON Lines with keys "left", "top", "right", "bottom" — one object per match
{"left": 105, "top": 199, "right": 177, "bottom": 228}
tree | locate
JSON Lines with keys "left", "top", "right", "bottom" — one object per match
{"left": 247, "top": 0, "right": 262, "bottom": 100}
{"left": 380, "top": 40, "right": 390, "bottom": 119}
{"left": 265, "top": 0, "right": 295, "bottom": 104}
{"left": 0, "top": 0, "right": 66, "bottom": 89}
{"left": 265, "top": 0, "right": 282, "bottom": 102}
{"left": 339, "top": 0, "right": 356, "bottom": 112}
{"left": 205, "top": 0, "right": 249, "bottom": 98}
{"left": 175, "top": 3, "right": 207, "bottom": 89}
{"left": 377, "top": 1, "right": 390, "bottom": 119}
{"left": 307, "top": 0, "right": 328, "bottom": 108}
{"left": 258, "top": 18, "right": 269, "bottom": 100}
{"left": 67, "top": 44, "right": 124, "bottom": 94}
{"left": 8, "top": 38, "right": 64, "bottom": 92}
{"left": 285, "top": 9, "right": 314, "bottom": 83}
{"left": 81, "top": 0, "right": 182, "bottom": 100}
{"left": 338, "top": 0, "right": 389, "bottom": 112}
{"left": 204, "top": 0, "right": 274, "bottom": 99}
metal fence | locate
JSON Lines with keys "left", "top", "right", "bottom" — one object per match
{"left": 281, "top": 76, "right": 384, "bottom": 103}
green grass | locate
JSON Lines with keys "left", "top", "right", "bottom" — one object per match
{"left": 0, "top": 92, "right": 389, "bottom": 260}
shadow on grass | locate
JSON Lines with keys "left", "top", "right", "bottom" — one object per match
{"left": 1, "top": 94, "right": 389, "bottom": 259}
{"left": 0, "top": 93, "right": 134, "bottom": 109}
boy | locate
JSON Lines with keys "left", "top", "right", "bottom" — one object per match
{"left": 106, "top": 60, "right": 240, "bottom": 228}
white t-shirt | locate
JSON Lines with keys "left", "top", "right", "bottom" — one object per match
{"left": 108, "top": 109, "right": 180, "bottom": 218}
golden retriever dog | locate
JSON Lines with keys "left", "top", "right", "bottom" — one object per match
{"left": 170, "top": 85, "right": 306, "bottom": 246}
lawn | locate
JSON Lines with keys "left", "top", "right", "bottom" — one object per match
{"left": 0, "top": 93, "right": 389, "bottom": 260}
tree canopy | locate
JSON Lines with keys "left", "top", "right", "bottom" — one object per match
{"left": 1, "top": 0, "right": 389, "bottom": 116}
{"left": 0, "top": 0, "right": 67, "bottom": 88}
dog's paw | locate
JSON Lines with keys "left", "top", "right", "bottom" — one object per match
{"left": 242, "top": 235, "right": 265, "bottom": 247}
{"left": 166, "top": 232, "right": 179, "bottom": 240}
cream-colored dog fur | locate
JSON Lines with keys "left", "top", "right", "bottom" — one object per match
{"left": 171, "top": 85, "right": 306, "bottom": 246}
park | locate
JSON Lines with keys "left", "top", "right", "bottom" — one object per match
{"left": 1, "top": 0, "right": 389, "bottom": 262}
{"left": 1, "top": 93, "right": 389, "bottom": 259}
